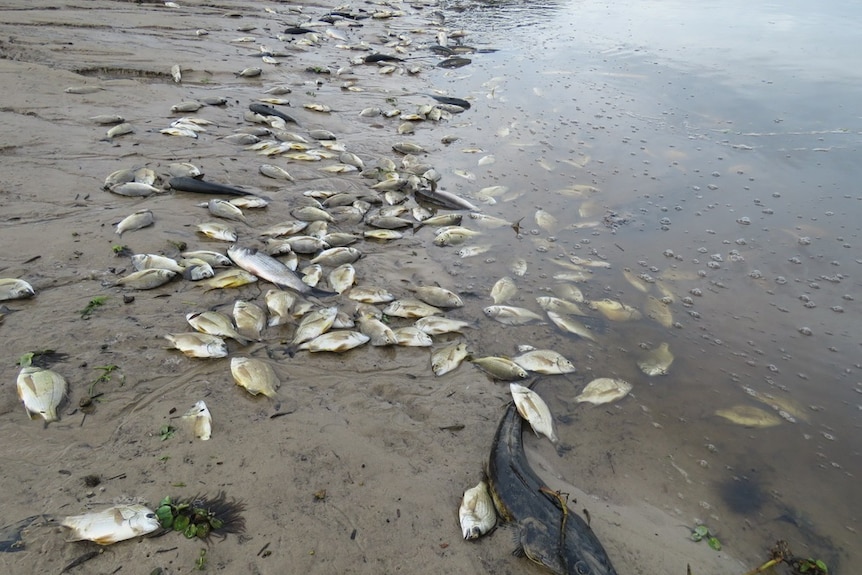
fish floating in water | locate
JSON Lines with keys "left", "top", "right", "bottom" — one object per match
{"left": 715, "top": 405, "right": 782, "bottom": 428}
{"left": 637, "top": 342, "right": 674, "bottom": 376}
{"left": 575, "top": 378, "right": 632, "bottom": 405}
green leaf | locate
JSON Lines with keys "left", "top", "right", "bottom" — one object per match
{"left": 694, "top": 525, "right": 710, "bottom": 537}
{"left": 173, "top": 515, "right": 190, "bottom": 532}
{"left": 18, "top": 352, "right": 35, "bottom": 367}
{"left": 184, "top": 524, "right": 198, "bottom": 539}
{"left": 707, "top": 536, "right": 721, "bottom": 551}
{"left": 816, "top": 559, "right": 828, "bottom": 572}
{"left": 690, "top": 532, "right": 703, "bottom": 542}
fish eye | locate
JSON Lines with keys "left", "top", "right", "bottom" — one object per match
{"left": 146, "top": 513, "right": 156, "bottom": 519}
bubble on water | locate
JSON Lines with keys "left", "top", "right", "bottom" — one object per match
{"left": 706, "top": 443, "right": 717, "bottom": 453}
{"left": 711, "top": 172, "right": 721, "bottom": 178}
{"left": 697, "top": 270, "right": 707, "bottom": 277}
{"left": 698, "top": 460, "right": 709, "bottom": 468}
{"left": 708, "top": 184, "right": 718, "bottom": 190}
{"left": 735, "top": 238, "right": 747, "bottom": 245}
{"left": 804, "top": 301, "right": 816, "bottom": 308}
{"left": 689, "top": 288, "right": 702, "bottom": 297}
{"left": 799, "top": 294, "right": 810, "bottom": 302}
{"left": 772, "top": 192, "right": 781, "bottom": 198}
{"left": 749, "top": 269, "right": 763, "bottom": 279}
{"left": 799, "top": 327, "right": 813, "bottom": 336}
{"left": 788, "top": 256, "right": 802, "bottom": 264}
{"left": 762, "top": 208, "right": 774, "bottom": 214}
{"left": 798, "top": 236, "right": 811, "bottom": 245}
{"left": 707, "top": 261, "right": 721, "bottom": 269}
{"left": 737, "top": 216, "right": 751, "bottom": 225}
{"left": 775, "top": 276, "right": 787, "bottom": 285}
{"left": 767, "top": 364, "right": 779, "bottom": 373}
{"left": 663, "top": 249, "right": 675, "bottom": 258}
{"left": 830, "top": 305, "right": 844, "bottom": 313}
{"left": 682, "top": 297, "right": 694, "bottom": 306}
{"left": 779, "top": 410, "right": 796, "bottom": 423}
{"left": 689, "top": 311, "right": 701, "bottom": 319}
{"left": 842, "top": 294, "right": 854, "bottom": 301}
{"left": 821, "top": 432, "right": 835, "bottom": 441}
{"left": 660, "top": 217, "right": 671, "bottom": 226}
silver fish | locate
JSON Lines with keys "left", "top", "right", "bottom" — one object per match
{"left": 234, "top": 299, "right": 266, "bottom": 339}
{"left": 231, "top": 357, "right": 280, "bottom": 398}
{"left": 106, "top": 122, "right": 134, "bottom": 138}
{"left": 411, "top": 286, "right": 463, "bottom": 308}
{"left": 115, "top": 269, "right": 177, "bottom": 290}
{"left": 637, "top": 342, "right": 674, "bottom": 376}
{"left": 291, "top": 307, "right": 339, "bottom": 346}
{"left": 265, "top": 289, "right": 296, "bottom": 327}
{"left": 472, "top": 356, "right": 528, "bottom": 380}
{"left": 0, "top": 278, "right": 35, "bottom": 301}
{"left": 413, "top": 316, "right": 473, "bottom": 336}
{"left": 483, "top": 305, "right": 545, "bottom": 326}
{"left": 590, "top": 298, "right": 642, "bottom": 321}
{"left": 115, "top": 209, "right": 154, "bottom": 236}
{"left": 164, "top": 333, "right": 228, "bottom": 358}
{"left": 309, "top": 246, "right": 362, "bottom": 267}
{"left": 196, "top": 222, "right": 237, "bottom": 242}
{"left": 392, "top": 326, "right": 433, "bottom": 347}
{"left": 545, "top": 311, "right": 596, "bottom": 341}
{"left": 61, "top": 504, "right": 160, "bottom": 545}
{"left": 512, "top": 349, "right": 576, "bottom": 375}
{"left": 510, "top": 383, "right": 558, "bottom": 443}
{"left": 358, "top": 315, "right": 398, "bottom": 346}
{"left": 536, "top": 296, "right": 586, "bottom": 316}
{"left": 200, "top": 269, "right": 258, "bottom": 291}
{"left": 575, "top": 378, "right": 632, "bottom": 405}
{"left": 16, "top": 366, "right": 66, "bottom": 422}
{"left": 110, "top": 182, "right": 160, "bottom": 197}
{"left": 459, "top": 481, "right": 496, "bottom": 540}
{"left": 227, "top": 245, "right": 336, "bottom": 297}
{"left": 131, "top": 254, "right": 184, "bottom": 273}
{"left": 490, "top": 277, "right": 517, "bottom": 304}
{"left": 207, "top": 199, "right": 247, "bottom": 223}
{"left": 329, "top": 263, "right": 356, "bottom": 294}
{"left": 296, "top": 330, "right": 370, "bottom": 353}
{"left": 260, "top": 164, "right": 295, "bottom": 181}
{"left": 383, "top": 299, "right": 442, "bottom": 318}
{"left": 183, "top": 400, "right": 212, "bottom": 440}
{"left": 348, "top": 286, "right": 396, "bottom": 304}
{"left": 260, "top": 220, "right": 309, "bottom": 238}
{"left": 431, "top": 341, "right": 469, "bottom": 376}
{"left": 186, "top": 311, "right": 251, "bottom": 345}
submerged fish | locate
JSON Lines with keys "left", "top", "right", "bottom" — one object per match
{"left": 459, "top": 481, "right": 496, "bottom": 540}
{"left": 472, "top": 356, "right": 528, "bottom": 380}
{"left": 490, "top": 277, "right": 517, "bottom": 305}
{"left": 637, "top": 342, "right": 674, "bottom": 376}
{"left": 510, "top": 383, "right": 558, "bottom": 444}
{"left": 590, "top": 299, "right": 642, "bottom": 321}
{"left": 16, "top": 366, "right": 67, "bottom": 422}
{"left": 575, "top": 378, "right": 632, "bottom": 405}
{"left": 231, "top": 357, "right": 280, "bottom": 398}
{"left": 227, "top": 245, "right": 336, "bottom": 298}
{"left": 487, "top": 403, "right": 619, "bottom": 575}
{"left": 513, "top": 350, "right": 576, "bottom": 375}
{"left": 715, "top": 405, "right": 782, "bottom": 428}
{"left": 61, "top": 505, "right": 160, "bottom": 545}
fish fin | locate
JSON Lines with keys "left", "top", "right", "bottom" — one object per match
{"left": 306, "top": 286, "right": 338, "bottom": 298}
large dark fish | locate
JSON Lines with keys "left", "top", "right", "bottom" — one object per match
{"left": 227, "top": 245, "right": 337, "bottom": 298}
{"left": 487, "top": 403, "right": 618, "bottom": 575}
{"left": 364, "top": 53, "right": 404, "bottom": 64}
{"left": 168, "top": 177, "right": 254, "bottom": 197}
{"left": 425, "top": 94, "right": 471, "bottom": 110}
{"left": 249, "top": 103, "right": 299, "bottom": 125}
{"left": 415, "top": 183, "right": 478, "bottom": 211}
{"left": 437, "top": 57, "right": 472, "bottom": 69}
{"left": 283, "top": 26, "right": 317, "bottom": 34}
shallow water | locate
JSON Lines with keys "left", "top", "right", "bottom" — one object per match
{"left": 0, "top": 0, "right": 858, "bottom": 573}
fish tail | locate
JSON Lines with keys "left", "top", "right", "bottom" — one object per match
{"left": 307, "top": 286, "right": 338, "bottom": 298}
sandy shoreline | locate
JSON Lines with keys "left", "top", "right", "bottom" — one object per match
{"left": 0, "top": 1, "right": 757, "bottom": 574}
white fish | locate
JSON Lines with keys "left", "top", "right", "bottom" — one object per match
{"left": 347, "top": 286, "right": 396, "bottom": 304}
{"left": 234, "top": 300, "right": 266, "bottom": 339}
{"left": 186, "top": 311, "right": 251, "bottom": 345}
{"left": 383, "top": 299, "right": 442, "bottom": 318}
{"left": 590, "top": 299, "right": 642, "bottom": 321}
{"left": 16, "top": 366, "right": 67, "bottom": 422}
{"left": 328, "top": 264, "right": 356, "bottom": 294}
{"left": 115, "top": 269, "right": 176, "bottom": 290}
{"left": 483, "top": 305, "right": 545, "bottom": 326}
{"left": 291, "top": 307, "right": 338, "bottom": 346}
{"left": 183, "top": 400, "right": 212, "bottom": 440}
{"left": 196, "top": 222, "right": 237, "bottom": 242}
{"left": 510, "top": 383, "right": 558, "bottom": 443}
{"left": 637, "top": 342, "right": 674, "bottom": 376}
{"left": 61, "top": 504, "right": 160, "bottom": 545}
{"left": 392, "top": 326, "right": 433, "bottom": 347}
{"left": 265, "top": 289, "right": 295, "bottom": 327}
{"left": 230, "top": 357, "right": 280, "bottom": 398}
{"left": 115, "top": 209, "right": 154, "bottom": 235}
{"left": 431, "top": 341, "right": 469, "bottom": 376}
{"left": 459, "top": 481, "right": 496, "bottom": 540}
{"left": 545, "top": 311, "right": 596, "bottom": 341}
{"left": 358, "top": 316, "right": 397, "bottom": 346}
{"left": 164, "top": 333, "right": 228, "bottom": 358}
{"left": 207, "top": 199, "right": 247, "bottom": 223}
{"left": 490, "top": 277, "right": 517, "bottom": 304}
{"left": 512, "top": 349, "right": 576, "bottom": 375}
{"left": 131, "top": 254, "right": 184, "bottom": 273}
{"left": 411, "top": 286, "right": 463, "bottom": 308}
{"left": 413, "top": 316, "right": 474, "bottom": 336}
{"left": 472, "top": 357, "right": 528, "bottom": 380}
{"left": 575, "top": 378, "right": 633, "bottom": 405}
{"left": 0, "top": 278, "right": 35, "bottom": 301}
{"left": 296, "top": 331, "right": 370, "bottom": 353}
{"left": 536, "top": 296, "right": 586, "bottom": 316}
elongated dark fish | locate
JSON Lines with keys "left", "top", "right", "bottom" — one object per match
{"left": 283, "top": 26, "right": 317, "bottom": 34}
{"left": 168, "top": 177, "right": 254, "bottom": 197}
{"left": 425, "top": 94, "right": 471, "bottom": 110}
{"left": 364, "top": 53, "right": 404, "bottom": 63}
{"left": 415, "top": 185, "right": 478, "bottom": 211}
{"left": 437, "top": 57, "right": 472, "bottom": 69}
{"left": 227, "top": 245, "right": 337, "bottom": 298}
{"left": 487, "top": 402, "right": 618, "bottom": 575}
{"left": 249, "top": 103, "right": 299, "bottom": 125}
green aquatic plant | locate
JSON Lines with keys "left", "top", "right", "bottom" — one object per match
{"left": 690, "top": 524, "right": 721, "bottom": 551}
{"left": 80, "top": 296, "right": 109, "bottom": 318}
{"left": 155, "top": 492, "right": 246, "bottom": 541}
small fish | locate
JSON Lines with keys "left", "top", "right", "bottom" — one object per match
{"left": 183, "top": 400, "right": 212, "bottom": 440}
{"left": 459, "top": 481, "right": 496, "bottom": 540}
{"left": 164, "top": 333, "right": 228, "bottom": 358}
{"left": 622, "top": 269, "right": 651, "bottom": 293}
{"left": 483, "top": 305, "right": 545, "bottom": 326}
{"left": 231, "top": 357, "right": 280, "bottom": 398}
{"left": 131, "top": 254, "right": 184, "bottom": 273}
{"left": 16, "top": 366, "right": 66, "bottom": 422}
{"left": 645, "top": 296, "right": 674, "bottom": 328}
{"left": 364, "top": 229, "right": 403, "bottom": 241}
{"left": 186, "top": 311, "right": 251, "bottom": 345}
{"left": 0, "top": 278, "right": 35, "bottom": 301}
{"left": 115, "top": 209, "right": 154, "bottom": 236}
{"left": 411, "top": 286, "right": 463, "bottom": 308}
{"left": 291, "top": 307, "right": 339, "bottom": 346}
{"left": 536, "top": 296, "right": 586, "bottom": 316}
{"left": 260, "top": 164, "right": 295, "bottom": 181}
{"left": 181, "top": 260, "right": 215, "bottom": 281}
{"left": 715, "top": 405, "right": 782, "bottom": 428}
{"left": 260, "top": 220, "right": 309, "bottom": 238}
{"left": 472, "top": 356, "right": 528, "bottom": 380}
{"left": 413, "top": 316, "right": 473, "bottom": 336}
{"left": 102, "top": 168, "right": 136, "bottom": 189}
{"left": 106, "top": 122, "right": 134, "bottom": 138}
{"left": 265, "top": 289, "right": 295, "bottom": 327}
{"left": 431, "top": 341, "right": 469, "bottom": 376}
{"left": 590, "top": 299, "right": 643, "bottom": 321}
{"left": 234, "top": 299, "right": 266, "bottom": 339}
{"left": 196, "top": 222, "right": 237, "bottom": 242}
{"left": 358, "top": 315, "right": 398, "bottom": 346}
{"left": 236, "top": 66, "right": 262, "bottom": 77}
{"left": 199, "top": 269, "right": 258, "bottom": 291}
{"left": 207, "top": 199, "right": 247, "bottom": 223}
{"left": 348, "top": 286, "right": 396, "bottom": 304}
{"left": 228, "top": 245, "right": 337, "bottom": 298}
{"left": 637, "top": 342, "right": 674, "bottom": 376}
{"left": 545, "top": 311, "right": 596, "bottom": 341}
{"left": 109, "top": 182, "right": 161, "bottom": 197}
{"left": 512, "top": 350, "right": 576, "bottom": 375}
{"left": 552, "top": 283, "right": 585, "bottom": 303}
{"left": 392, "top": 326, "right": 433, "bottom": 347}
{"left": 510, "top": 383, "right": 558, "bottom": 443}
{"left": 490, "top": 277, "right": 517, "bottom": 304}
{"left": 91, "top": 114, "right": 125, "bottom": 125}
{"left": 383, "top": 299, "right": 442, "bottom": 319}
{"left": 575, "top": 378, "right": 632, "bottom": 405}
{"left": 115, "top": 269, "right": 177, "bottom": 290}
{"left": 61, "top": 505, "right": 161, "bottom": 545}
{"left": 171, "top": 64, "right": 181, "bottom": 83}
{"left": 296, "top": 330, "right": 370, "bottom": 353}
{"left": 433, "top": 226, "right": 482, "bottom": 247}
{"left": 458, "top": 245, "right": 492, "bottom": 258}
{"left": 170, "top": 101, "right": 203, "bottom": 113}
{"left": 310, "top": 247, "right": 362, "bottom": 267}
{"left": 534, "top": 209, "right": 558, "bottom": 233}
{"left": 329, "top": 263, "right": 356, "bottom": 294}
{"left": 168, "top": 162, "right": 203, "bottom": 179}
{"left": 292, "top": 206, "right": 334, "bottom": 223}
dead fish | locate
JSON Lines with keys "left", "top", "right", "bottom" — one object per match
{"left": 168, "top": 162, "right": 203, "bottom": 179}
{"left": 264, "top": 289, "right": 295, "bottom": 327}
{"left": 236, "top": 67, "right": 262, "bottom": 77}
{"left": 715, "top": 405, "right": 782, "bottom": 428}
{"left": 437, "top": 56, "right": 471, "bottom": 69}
{"left": 414, "top": 187, "right": 478, "bottom": 211}
{"left": 233, "top": 299, "right": 266, "bottom": 339}
{"left": 16, "top": 366, "right": 66, "bottom": 422}
{"left": 196, "top": 222, "right": 237, "bottom": 242}
{"left": 291, "top": 307, "right": 339, "bottom": 347}
{"left": 186, "top": 311, "right": 251, "bottom": 345}
{"left": 309, "top": 247, "right": 362, "bottom": 267}
{"left": 171, "top": 64, "right": 182, "bottom": 83}
{"left": 207, "top": 199, "right": 247, "bottom": 223}
{"left": 183, "top": 400, "right": 212, "bottom": 440}
{"left": 169, "top": 176, "right": 254, "bottom": 197}
{"left": 61, "top": 505, "right": 160, "bottom": 545}
{"left": 383, "top": 298, "right": 442, "bottom": 318}
{"left": 622, "top": 269, "right": 651, "bottom": 293}
{"left": 575, "top": 378, "right": 632, "bottom": 405}
{"left": 534, "top": 209, "right": 558, "bottom": 233}
{"left": 458, "top": 245, "right": 492, "bottom": 258}
{"left": 102, "top": 168, "right": 136, "bottom": 189}
{"left": 259, "top": 164, "right": 295, "bottom": 181}
{"left": 364, "top": 53, "right": 404, "bottom": 63}
{"left": 590, "top": 298, "right": 642, "bottom": 321}
{"left": 392, "top": 326, "right": 433, "bottom": 347}
{"left": 637, "top": 342, "right": 674, "bottom": 376}
{"left": 490, "top": 277, "right": 517, "bottom": 304}
{"left": 483, "top": 305, "right": 545, "bottom": 326}
{"left": 414, "top": 316, "right": 474, "bottom": 336}
{"left": 513, "top": 349, "right": 576, "bottom": 375}
{"left": 231, "top": 356, "right": 280, "bottom": 398}
{"left": 164, "top": 333, "right": 228, "bottom": 358}
{"left": 459, "top": 481, "right": 496, "bottom": 540}
{"left": 433, "top": 226, "right": 482, "bottom": 247}
{"left": 552, "top": 283, "right": 585, "bottom": 303}
{"left": 328, "top": 263, "right": 356, "bottom": 294}
{"left": 230, "top": 196, "right": 269, "bottom": 209}
{"left": 348, "top": 286, "right": 396, "bottom": 304}
{"left": 645, "top": 296, "right": 673, "bottom": 328}
{"left": 171, "top": 101, "right": 203, "bottom": 113}
{"left": 115, "top": 209, "right": 154, "bottom": 236}
{"left": 545, "top": 311, "right": 596, "bottom": 341}
{"left": 180, "top": 250, "right": 231, "bottom": 268}
{"left": 199, "top": 269, "right": 258, "bottom": 291}
{"left": 392, "top": 142, "right": 425, "bottom": 155}
{"left": 744, "top": 387, "right": 810, "bottom": 423}
{"left": 510, "top": 383, "right": 558, "bottom": 443}
{"left": 536, "top": 296, "right": 586, "bottom": 316}
{"left": 260, "top": 220, "right": 309, "bottom": 238}
{"left": 358, "top": 315, "right": 398, "bottom": 346}
{"left": 131, "top": 254, "right": 184, "bottom": 273}
{"left": 431, "top": 341, "right": 470, "bottom": 376}
{"left": 0, "top": 278, "right": 35, "bottom": 301}
{"left": 109, "top": 182, "right": 161, "bottom": 197}
{"left": 115, "top": 269, "right": 176, "bottom": 290}
{"left": 510, "top": 258, "right": 527, "bottom": 277}
{"left": 181, "top": 259, "right": 215, "bottom": 281}
{"left": 411, "top": 286, "right": 463, "bottom": 308}
{"left": 308, "top": 129, "right": 337, "bottom": 140}
{"left": 228, "top": 245, "right": 337, "bottom": 298}
{"left": 296, "top": 330, "right": 370, "bottom": 353}
{"left": 106, "top": 123, "right": 134, "bottom": 138}
{"left": 91, "top": 114, "right": 125, "bottom": 125}
{"left": 472, "top": 356, "right": 528, "bottom": 380}
{"left": 291, "top": 206, "right": 334, "bottom": 223}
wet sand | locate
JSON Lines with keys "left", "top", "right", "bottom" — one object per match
{"left": 0, "top": 1, "right": 754, "bottom": 574}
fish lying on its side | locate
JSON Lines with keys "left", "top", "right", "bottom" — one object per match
{"left": 487, "top": 403, "right": 618, "bottom": 575}
{"left": 227, "top": 245, "right": 337, "bottom": 298}
{"left": 61, "top": 504, "right": 161, "bottom": 545}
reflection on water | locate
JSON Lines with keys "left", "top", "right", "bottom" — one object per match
{"left": 433, "top": 0, "right": 861, "bottom": 569}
